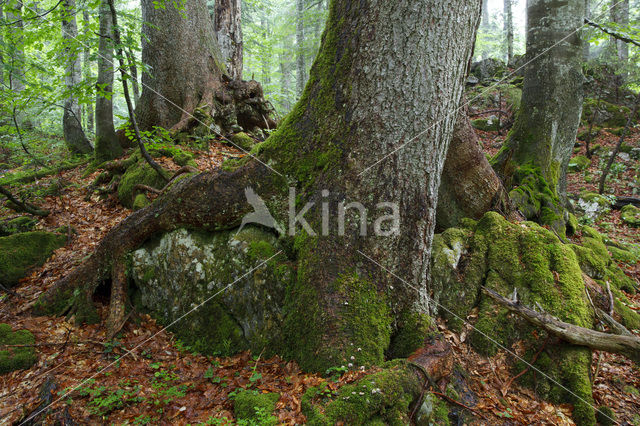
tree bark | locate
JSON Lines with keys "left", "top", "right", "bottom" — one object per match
{"left": 5, "top": 0, "right": 26, "bottom": 93}
{"left": 214, "top": 0, "right": 243, "bottom": 80}
{"left": 94, "top": 0, "right": 122, "bottom": 162}
{"left": 503, "top": 0, "right": 513, "bottom": 64}
{"left": 436, "top": 111, "right": 512, "bottom": 230}
{"left": 82, "top": 10, "right": 94, "bottom": 135}
{"left": 610, "top": 0, "right": 629, "bottom": 64}
{"left": 295, "top": 0, "right": 306, "bottom": 96}
{"left": 41, "top": 0, "right": 481, "bottom": 372}
{"left": 135, "top": 0, "right": 274, "bottom": 134}
{"left": 61, "top": 0, "right": 93, "bottom": 155}
{"left": 493, "top": 0, "right": 585, "bottom": 200}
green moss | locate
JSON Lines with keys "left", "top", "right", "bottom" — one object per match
{"left": 608, "top": 246, "right": 639, "bottom": 264}
{"left": 387, "top": 311, "right": 433, "bottom": 359}
{"left": 582, "top": 98, "right": 636, "bottom": 128}
{"left": 621, "top": 204, "right": 640, "bottom": 227}
{"left": 230, "top": 132, "right": 256, "bottom": 151}
{"left": 132, "top": 194, "right": 151, "bottom": 211}
{"left": 0, "top": 216, "right": 37, "bottom": 236}
{"left": 32, "top": 286, "right": 100, "bottom": 325}
{"left": 172, "top": 151, "right": 196, "bottom": 167}
{"left": 568, "top": 155, "right": 590, "bottom": 172}
{"left": 234, "top": 391, "right": 279, "bottom": 426}
{"left": 302, "top": 362, "right": 422, "bottom": 426}
{"left": 614, "top": 298, "right": 640, "bottom": 331}
{"left": 0, "top": 231, "right": 66, "bottom": 288}
{"left": 471, "top": 118, "right": 501, "bottom": 132}
{"left": 623, "top": 385, "right": 639, "bottom": 396}
{"left": 595, "top": 406, "right": 616, "bottom": 426}
{"left": 0, "top": 324, "right": 37, "bottom": 374}
{"left": 117, "top": 159, "right": 169, "bottom": 208}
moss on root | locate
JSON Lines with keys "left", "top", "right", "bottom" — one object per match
{"left": 0, "top": 324, "right": 37, "bottom": 375}
{"left": 234, "top": 390, "right": 279, "bottom": 425}
{"left": 302, "top": 361, "right": 425, "bottom": 426}
{"left": 431, "top": 212, "right": 596, "bottom": 424}
{"left": 0, "top": 231, "right": 66, "bottom": 288}
{"left": 117, "top": 159, "right": 169, "bottom": 209}
{"left": 387, "top": 311, "right": 434, "bottom": 359}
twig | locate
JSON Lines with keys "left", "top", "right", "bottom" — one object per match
{"left": 0, "top": 184, "right": 49, "bottom": 216}
{"left": 501, "top": 338, "right": 548, "bottom": 395}
{"left": 431, "top": 391, "right": 487, "bottom": 420}
{"left": 584, "top": 18, "right": 640, "bottom": 48}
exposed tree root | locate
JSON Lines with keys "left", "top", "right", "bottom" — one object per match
{"left": 483, "top": 287, "right": 640, "bottom": 364}
{"left": 34, "top": 161, "right": 285, "bottom": 331}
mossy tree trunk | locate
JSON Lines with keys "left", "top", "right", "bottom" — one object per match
{"left": 94, "top": 0, "right": 122, "bottom": 162}
{"left": 61, "top": 0, "right": 93, "bottom": 155}
{"left": 40, "top": 0, "right": 481, "bottom": 372}
{"left": 135, "top": 0, "right": 274, "bottom": 134}
{"left": 493, "top": 0, "right": 585, "bottom": 200}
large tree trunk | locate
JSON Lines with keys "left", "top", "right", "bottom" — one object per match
{"left": 82, "top": 10, "right": 94, "bottom": 135}
{"left": 40, "top": 0, "right": 481, "bottom": 372}
{"left": 436, "top": 111, "right": 512, "bottom": 230}
{"left": 62, "top": 0, "right": 93, "bottom": 155}
{"left": 295, "top": 0, "right": 306, "bottom": 96}
{"left": 135, "top": 0, "right": 274, "bottom": 134}
{"left": 214, "top": 0, "right": 243, "bottom": 80}
{"left": 610, "top": 0, "right": 629, "bottom": 64}
{"left": 94, "top": 0, "right": 122, "bottom": 162}
{"left": 493, "top": 0, "right": 584, "bottom": 208}
{"left": 5, "top": 0, "right": 26, "bottom": 93}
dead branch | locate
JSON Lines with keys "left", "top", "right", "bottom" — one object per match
{"left": 0, "top": 185, "right": 49, "bottom": 217}
{"left": 584, "top": 18, "right": 640, "bottom": 48}
{"left": 482, "top": 287, "right": 640, "bottom": 364}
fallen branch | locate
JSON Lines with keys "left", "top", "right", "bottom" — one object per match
{"left": 0, "top": 185, "right": 49, "bottom": 217}
{"left": 482, "top": 287, "right": 640, "bottom": 364}
{"left": 612, "top": 196, "right": 640, "bottom": 210}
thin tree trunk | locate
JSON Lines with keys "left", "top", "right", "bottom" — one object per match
{"left": 5, "top": 0, "right": 26, "bottom": 93}
{"left": 295, "top": 0, "right": 305, "bottom": 96}
{"left": 504, "top": 0, "right": 513, "bottom": 64}
{"left": 260, "top": 13, "right": 270, "bottom": 86}
{"left": 0, "top": 5, "right": 4, "bottom": 88}
{"left": 61, "top": 0, "right": 93, "bottom": 154}
{"left": 125, "top": 47, "right": 140, "bottom": 106}
{"left": 583, "top": 0, "right": 590, "bottom": 60}
{"left": 94, "top": 0, "right": 122, "bottom": 162}
{"left": 214, "top": 0, "right": 243, "bottom": 80}
{"left": 82, "top": 10, "right": 94, "bottom": 135}
{"left": 280, "top": 52, "right": 291, "bottom": 111}
{"left": 610, "top": 0, "right": 629, "bottom": 64}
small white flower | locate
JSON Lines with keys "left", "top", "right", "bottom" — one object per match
{"left": 348, "top": 363, "right": 353, "bottom": 368}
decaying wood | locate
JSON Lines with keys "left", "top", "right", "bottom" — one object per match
{"left": 482, "top": 287, "right": 640, "bottom": 364}
{"left": 0, "top": 185, "right": 49, "bottom": 217}
{"left": 613, "top": 196, "right": 640, "bottom": 210}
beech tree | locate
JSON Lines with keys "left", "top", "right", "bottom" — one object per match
{"left": 493, "top": 0, "right": 585, "bottom": 233}
{"left": 61, "top": 0, "right": 93, "bottom": 154}
{"left": 214, "top": 0, "right": 243, "bottom": 80}
{"left": 38, "top": 0, "right": 481, "bottom": 372}
{"left": 94, "top": 0, "right": 122, "bottom": 162}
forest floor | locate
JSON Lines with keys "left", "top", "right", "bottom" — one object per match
{"left": 0, "top": 114, "right": 639, "bottom": 424}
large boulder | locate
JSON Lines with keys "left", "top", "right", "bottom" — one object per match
{"left": 130, "top": 226, "right": 293, "bottom": 356}
{"left": 0, "top": 324, "right": 37, "bottom": 374}
{"left": 470, "top": 58, "right": 506, "bottom": 81}
{"left": 0, "top": 231, "right": 66, "bottom": 288}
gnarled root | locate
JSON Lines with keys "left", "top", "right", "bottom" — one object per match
{"left": 34, "top": 161, "right": 285, "bottom": 334}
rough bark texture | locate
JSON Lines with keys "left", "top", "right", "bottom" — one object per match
{"left": 135, "top": 0, "right": 274, "bottom": 134}
{"left": 610, "top": 0, "right": 629, "bottom": 64}
{"left": 493, "top": 0, "right": 585, "bottom": 199}
{"left": 436, "top": 111, "right": 511, "bottom": 230}
{"left": 61, "top": 0, "right": 93, "bottom": 155}
{"left": 41, "top": 0, "right": 481, "bottom": 373}
{"left": 94, "top": 0, "right": 122, "bottom": 162}
{"left": 214, "top": 0, "right": 243, "bottom": 80}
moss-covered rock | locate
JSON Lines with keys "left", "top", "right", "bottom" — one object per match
{"left": 621, "top": 204, "right": 640, "bottom": 227}
{"left": 172, "top": 151, "right": 196, "bottom": 167}
{"left": 595, "top": 406, "right": 616, "bottom": 426}
{"left": 430, "top": 213, "right": 596, "bottom": 424}
{"left": 471, "top": 117, "right": 500, "bottom": 132}
{"left": 568, "top": 155, "right": 590, "bottom": 172}
{"left": 117, "top": 159, "right": 169, "bottom": 209}
{"left": 302, "top": 361, "right": 425, "bottom": 425}
{"left": 608, "top": 246, "right": 639, "bottom": 264}
{"left": 230, "top": 132, "right": 255, "bottom": 151}
{"left": 0, "top": 324, "right": 37, "bottom": 374}
{"left": 0, "top": 216, "right": 37, "bottom": 236}
{"left": 577, "top": 127, "right": 601, "bottom": 141}
{"left": 132, "top": 194, "right": 151, "bottom": 211}
{"left": 130, "top": 226, "right": 293, "bottom": 357}
{"left": 0, "top": 231, "right": 66, "bottom": 288}
{"left": 582, "top": 98, "right": 637, "bottom": 128}
{"left": 573, "top": 192, "right": 613, "bottom": 222}
{"left": 234, "top": 390, "right": 279, "bottom": 425}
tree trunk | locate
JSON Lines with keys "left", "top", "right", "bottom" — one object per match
{"left": 610, "top": 0, "right": 629, "bottom": 64}
{"left": 280, "top": 53, "right": 291, "bottom": 112}
{"left": 5, "top": 0, "right": 26, "bottom": 93}
{"left": 125, "top": 47, "right": 140, "bottom": 106}
{"left": 135, "top": 0, "right": 274, "bottom": 134}
{"left": 493, "top": 0, "right": 585, "bottom": 203}
{"left": 40, "top": 0, "right": 481, "bottom": 373}
{"left": 82, "top": 10, "right": 94, "bottom": 135}
{"left": 295, "top": 0, "right": 306, "bottom": 96}
{"left": 94, "top": 0, "right": 122, "bottom": 162}
{"left": 260, "top": 13, "right": 270, "bottom": 87}
{"left": 503, "top": 0, "right": 513, "bottom": 64}
{"left": 214, "top": 0, "right": 243, "bottom": 80}
{"left": 583, "top": 0, "right": 590, "bottom": 60}
{"left": 436, "top": 111, "right": 512, "bottom": 230}
{"left": 61, "top": 0, "right": 93, "bottom": 155}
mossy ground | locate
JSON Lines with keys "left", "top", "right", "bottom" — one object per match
{"left": 621, "top": 205, "right": 640, "bottom": 227}
{"left": 233, "top": 390, "right": 279, "bottom": 425}
{"left": 0, "top": 231, "right": 66, "bottom": 288}
{"left": 117, "top": 157, "right": 169, "bottom": 209}
{"left": 0, "top": 324, "right": 37, "bottom": 375}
